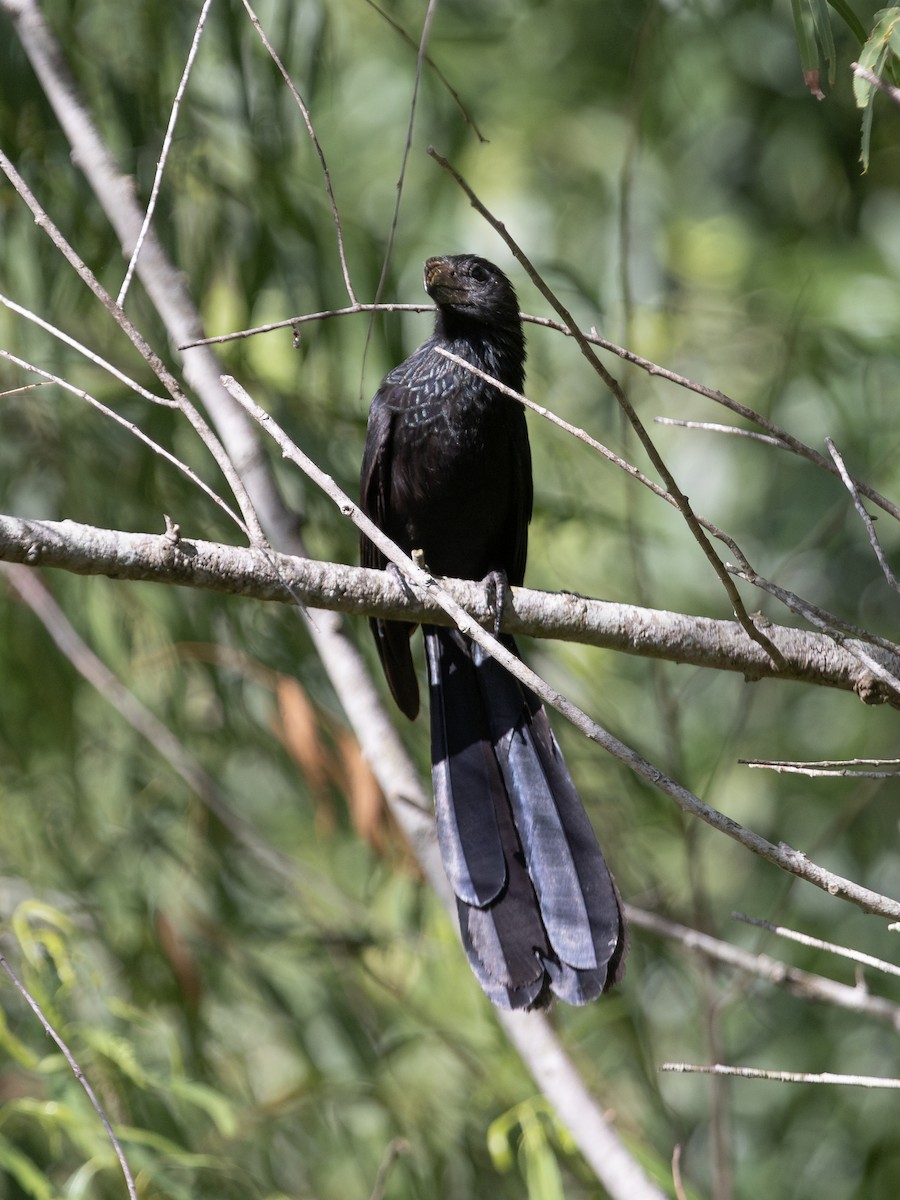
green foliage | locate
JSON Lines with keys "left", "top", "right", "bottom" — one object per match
{"left": 854, "top": 6, "right": 900, "bottom": 168}
{"left": 1, "top": 1, "right": 900, "bottom": 1198}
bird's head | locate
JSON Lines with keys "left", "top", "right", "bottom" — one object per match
{"left": 424, "top": 255, "right": 520, "bottom": 327}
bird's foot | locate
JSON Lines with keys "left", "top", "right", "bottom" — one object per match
{"left": 386, "top": 560, "right": 418, "bottom": 602}
{"left": 481, "top": 569, "right": 509, "bottom": 638}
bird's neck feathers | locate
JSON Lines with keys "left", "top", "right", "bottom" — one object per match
{"left": 433, "top": 306, "right": 526, "bottom": 393}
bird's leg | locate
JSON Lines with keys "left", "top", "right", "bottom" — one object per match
{"left": 481, "top": 569, "right": 509, "bottom": 638}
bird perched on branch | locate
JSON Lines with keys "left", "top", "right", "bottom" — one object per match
{"left": 360, "top": 254, "right": 626, "bottom": 1009}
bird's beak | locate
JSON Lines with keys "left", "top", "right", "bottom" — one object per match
{"left": 424, "top": 257, "right": 466, "bottom": 304}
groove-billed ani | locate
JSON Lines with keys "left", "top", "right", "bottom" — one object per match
{"left": 360, "top": 254, "right": 626, "bottom": 1009}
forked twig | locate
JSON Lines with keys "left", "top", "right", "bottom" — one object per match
{"left": 740, "top": 757, "right": 900, "bottom": 779}
{"left": 364, "top": 0, "right": 488, "bottom": 141}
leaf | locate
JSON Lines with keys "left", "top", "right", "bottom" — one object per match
{"left": 791, "top": 0, "right": 825, "bottom": 97}
{"left": 826, "top": 0, "right": 868, "bottom": 43}
{"left": 853, "top": 7, "right": 900, "bottom": 168}
{"left": 811, "top": 0, "right": 837, "bottom": 86}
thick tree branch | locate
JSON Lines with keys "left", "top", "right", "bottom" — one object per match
{"left": 4, "top": 514, "right": 898, "bottom": 706}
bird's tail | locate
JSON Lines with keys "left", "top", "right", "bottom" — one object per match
{"left": 424, "top": 625, "right": 626, "bottom": 1009}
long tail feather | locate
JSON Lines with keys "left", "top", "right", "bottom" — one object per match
{"left": 425, "top": 625, "right": 626, "bottom": 1009}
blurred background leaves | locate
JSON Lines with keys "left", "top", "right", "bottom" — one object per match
{"left": 1, "top": 0, "right": 900, "bottom": 1197}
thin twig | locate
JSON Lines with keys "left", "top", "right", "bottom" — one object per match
{"left": 0, "top": 949, "right": 138, "bottom": 1200}
{"left": 240, "top": 0, "right": 356, "bottom": 304}
{"left": 628, "top": 905, "right": 900, "bottom": 1031}
{"left": 851, "top": 62, "right": 900, "bottom": 106}
{"left": 744, "top": 757, "right": 900, "bottom": 768}
{"left": 178, "top": 302, "right": 432, "bottom": 348}
{"left": 660, "top": 1063, "right": 900, "bottom": 1088}
{"left": 826, "top": 436, "right": 900, "bottom": 593}
{"left": 655, "top": 416, "right": 791, "bottom": 451}
{"left": 732, "top": 912, "right": 900, "bottom": 979}
{"left": 367, "top": 1137, "right": 412, "bottom": 1200}
{"left": 740, "top": 760, "right": 900, "bottom": 778}
{"left": 365, "top": 0, "right": 439, "bottom": 372}
{"left": 364, "top": 0, "right": 488, "bottom": 141}
{"left": 730, "top": 565, "right": 900, "bottom": 699}
{"left": 117, "top": 0, "right": 214, "bottom": 305}
{"left": 0, "top": 351, "right": 245, "bottom": 530}
{"left": 672, "top": 1144, "right": 688, "bottom": 1200}
{"left": 435, "top": 347, "right": 681, "bottom": 502}
{"left": 0, "top": 292, "right": 174, "bottom": 405}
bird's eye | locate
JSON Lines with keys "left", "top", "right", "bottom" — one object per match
{"left": 468, "top": 263, "right": 489, "bottom": 282}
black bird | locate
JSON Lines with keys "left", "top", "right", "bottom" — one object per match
{"left": 360, "top": 254, "right": 626, "bottom": 1008}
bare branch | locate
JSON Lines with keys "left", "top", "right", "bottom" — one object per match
{"left": 0, "top": 353, "right": 245, "bottom": 530}
{"left": 730, "top": 564, "right": 900, "bottom": 700}
{"left": 371, "top": 0, "right": 439, "bottom": 307}
{"left": 628, "top": 906, "right": 900, "bottom": 1031}
{"left": 5, "top": 513, "right": 900, "bottom": 704}
{"left": 731, "top": 912, "right": 900, "bottom": 979}
{"left": 660, "top": 1063, "right": 900, "bottom": 1088}
{"left": 0, "top": 292, "right": 173, "bottom": 405}
{"left": 0, "top": 147, "right": 265, "bottom": 544}
{"left": 0, "top": 0, "right": 289, "bottom": 546}
{"left": 180, "top": 302, "right": 433, "bottom": 348}
{"left": 501, "top": 1011, "right": 668, "bottom": 1200}
{"left": 741, "top": 758, "right": 900, "bottom": 779}
{"left": 827, "top": 437, "right": 900, "bottom": 593}
{"left": 655, "top": 416, "right": 791, "bottom": 451}
{"left": 524, "top": 313, "right": 900, "bottom": 525}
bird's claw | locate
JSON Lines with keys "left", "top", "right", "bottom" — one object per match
{"left": 482, "top": 569, "right": 509, "bottom": 638}
{"left": 387, "top": 560, "right": 418, "bottom": 602}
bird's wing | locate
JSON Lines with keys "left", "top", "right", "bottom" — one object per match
{"left": 360, "top": 390, "right": 420, "bottom": 719}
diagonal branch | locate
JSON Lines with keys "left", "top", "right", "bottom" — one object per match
{"left": 427, "top": 146, "right": 788, "bottom": 671}
{"left": 223, "top": 379, "right": 900, "bottom": 922}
